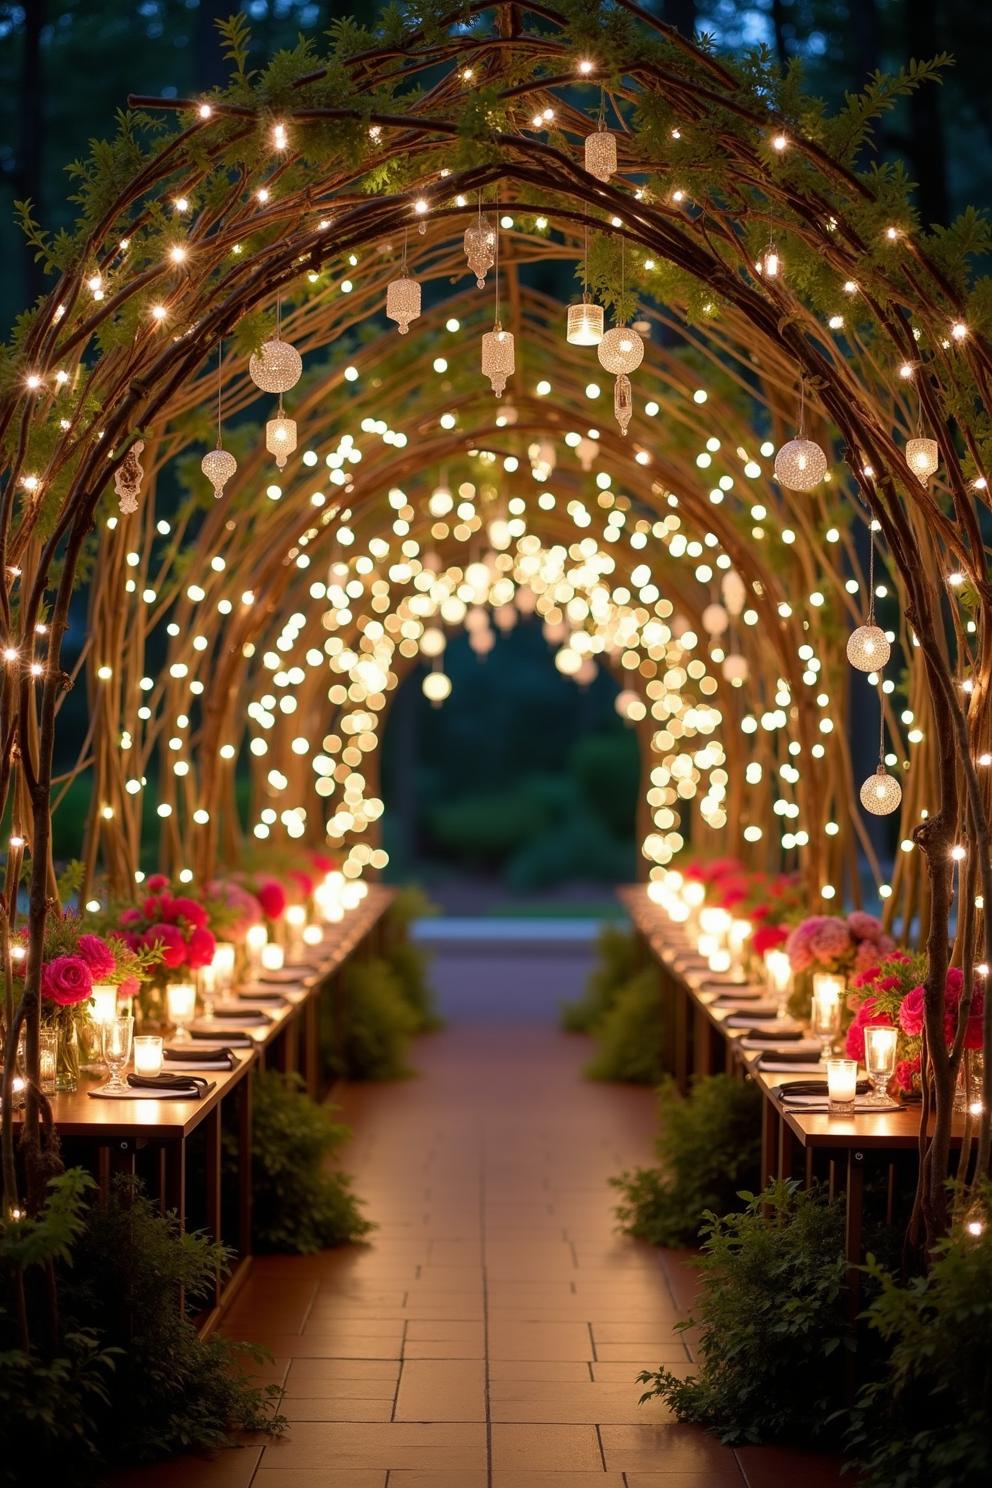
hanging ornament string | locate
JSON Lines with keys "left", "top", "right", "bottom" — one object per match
{"left": 866, "top": 512, "right": 876, "bottom": 626}
{"left": 797, "top": 371, "right": 806, "bottom": 437}
{"left": 493, "top": 190, "right": 501, "bottom": 328}
{"left": 201, "top": 340, "right": 238, "bottom": 499}
{"left": 215, "top": 340, "right": 223, "bottom": 446}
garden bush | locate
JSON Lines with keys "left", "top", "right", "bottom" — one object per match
{"left": 638, "top": 1181, "right": 855, "bottom": 1444}
{"left": 385, "top": 884, "right": 442, "bottom": 1031}
{"left": 584, "top": 965, "right": 672, "bottom": 1083}
{"left": 228, "top": 1070, "right": 372, "bottom": 1253}
{"left": 561, "top": 921, "right": 641, "bottom": 1032}
{"left": 611, "top": 1075, "right": 762, "bottom": 1245}
{"left": 322, "top": 954, "right": 418, "bottom": 1080}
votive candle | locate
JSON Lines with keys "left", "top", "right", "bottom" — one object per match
{"left": 260, "top": 942, "right": 285, "bottom": 973}
{"left": 212, "top": 942, "right": 236, "bottom": 989}
{"left": 827, "top": 1057, "right": 858, "bottom": 1113}
{"left": 246, "top": 924, "right": 268, "bottom": 966}
{"left": 89, "top": 982, "right": 118, "bottom": 1024}
{"left": 165, "top": 981, "right": 196, "bottom": 1026}
{"left": 133, "top": 1035, "right": 164, "bottom": 1077}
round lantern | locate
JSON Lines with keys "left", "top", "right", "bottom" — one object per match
{"left": 420, "top": 627, "right": 446, "bottom": 659}
{"left": 774, "top": 437, "right": 827, "bottom": 491}
{"left": 846, "top": 625, "right": 891, "bottom": 672}
{"left": 249, "top": 338, "right": 302, "bottom": 394}
{"left": 201, "top": 446, "right": 237, "bottom": 500}
{"left": 721, "top": 569, "right": 747, "bottom": 615}
{"left": 722, "top": 653, "right": 749, "bottom": 684}
{"left": 482, "top": 325, "right": 515, "bottom": 397}
{"left": 422, "top": 670, "right": 451, "bottom": 704}
{"left": 266, "top": 413, "right": 297, "bottom": 469}
{"left": 567, "top": 301, "right": 605, "bottom": 346}
{"left": 906, "top": 436, "right": 939, "bottom": 485}
{"left": 702, "top": 602, "right": 729, "bottom": 636}
{"left": 598, "top": 325, "right": 644, "bottom": 375}
{"left": 386, "top": 275, "right": 421, "bottom": 335}
{"left": 860, "top": 766, "right": 902, "bottom": 816}
{"left": 585, "top": 130, "right": 617, "bottom": 182}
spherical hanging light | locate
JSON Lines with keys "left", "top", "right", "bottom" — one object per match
{"left": 249, "top": 338, "right": 302, "bottom": 394}
{"left": 464, "top": 217, "right": 496, "bottom": 287}
{"left": 420, "top": 626, "right": 446, "bottom": 658}
{"left": 722, "top": 653, "right": 749, "bottom": 684}
{"left": 906, "top": 436, "right": 939, "bottom": 485}
{"left": 422, "top": 670, "right": 452, "bottom": 704}
{"left": 585, "top": 130, "right": 617, "bottom": 182}
{"left": 469, "top": 626, "right": 495, "bottom": 657}
{"left": 266, "top": 411, "right": 297, "bottom": 469}
{"left": 386, "top": 275, "right": 421, "bottom": 335}
{"left": 201, "top": 446, "right": 237, "bottom": 500}
{"left": 774, "top": 437, "right": 828, "bottom": 490}
{"left": 481, "top": 324, "right": 515, "bottom": 397}
{"left": 702, "top": 602, "right": 729, "bottom": 636}
{"left": 598, "top": 326, "right": 644, "bottom": 375}
{"left": 567, "top": 301, "right": 605, "bottom": 346}
{"left": 860, "top": 765, "right": 902, "bottom": 816}
{"left": 721, "top": 569, "right": 747, "bottom": 616}
{"left": 847, "top": 625, "right": 891, "bottom": 672}
{"left": 428, "top": 483, "right": 453, "bottom": 517}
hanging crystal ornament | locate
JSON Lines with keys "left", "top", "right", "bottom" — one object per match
{"left": 114, "top": 439, "right": 145, "bottom": 515}
{"left": 464, "top": 197, "right": 496, "bottom": 287}
{"left": 266, "top": 398, "right": 297, "bottom": 469}
{"left": 598, "top": 317, "right": 643, "bottom": 438}
{"left": 614, "top": 374, "right": 633, "bottom": 435}
{"left": 249, "top": 301, "right": 302, "bottom": 393}
{"left": 386, "top": 229, "right": 421, "bottom": 335}
{"left": 567, "top": 301, "right": 605, "bottom": 345}
{"left": 860, "top": 764, "right": 902, "bottom": 815}
{"left": 906, "top": 436, "right": 939, "bottom": 485}
{"left": 774, "top": 374, "right": 827, "bottom": 490}
{"left": 481, "top": 206, "right": 514, "bottom": 397}
{"left": 202, "top": 342, "right": 237, "bottom": 499}
{"left": 585, "top": 94, "right": 617, "bottom": 181}
{"left": 847, "top": 512, "right": 891, "bottom": 671}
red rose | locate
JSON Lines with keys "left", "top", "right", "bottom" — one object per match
{"left": 118, "top": 976, "right": 139, "bottom": 1001}
{"left": 143, "top": 923, "right": 186, "bottom": 968}
{"left": 142, "top": 895, "right": 163, "bottom": 920}
{"left": 118, "top": 907, "right": 142, "bottom": 927}
{"left": 894, "top": 1057, "right": 920, "bottom": 1095}
{"left": 898, "top": 985, "right": 926, "bottom": 1038}
{"left": 753, "top": 923, "right": 788, "bottom": 958}
{"left": 186, "top": 926, "right": 216, "bottom": 970}
{"left": 42, "top": 955, "right": 94, "bottom": 1007}
{"left": 146, "top": 874, "right": 170, "bottom": 892}
{"left": 256, "top": 879, "right": 287, "bottom": 921}
{"left": 311, "top": 852, "right": 334, "bottom": 874}
{"left": 289, "top": 869, "right": 315, "bottom": 899}
{"left": 77, "top": 933, "right": 115, "bottom": 980}
{"left": 171, "top": 896, "right": 208, "bottom": 929}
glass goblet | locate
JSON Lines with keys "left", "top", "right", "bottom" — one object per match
{"left": 864, "top": 1024, "right": 897, "bottom": 1106}
{"left": 100, "top": 1014, "right": 134, "bottom": 1093}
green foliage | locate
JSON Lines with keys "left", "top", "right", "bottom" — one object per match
{"left": 63, "top": 1177, "right": 284, "bottom": 1464}
{"left": 240, "top": 1071, "right": 372, "bottom": 1254}
{"left": 561, "top": 922, "right": 640, "bottom": 1032}
{"left": 638, "top": 1181, "right": 854, "bottom": 1444}
{"left": 846, "top": 1190, "right": 992, "bottom": 1488}
{"left": 611, "top": 1076, "right": 762, "bottom": 1246}
{"left": 323, "top": 955, "right": 418, "bottom": 1080}
{"left": 382, "top": 885, "right": 441, "bottom": 1030}
{"left": 584, "top": 965, "right": 671, "bottom": 1084}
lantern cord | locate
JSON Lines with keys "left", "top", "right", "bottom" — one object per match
{"left": 797, "top": 372, "right": 806, "bottom": 438}
{"left": 216, "top": 341, "right": 223, "bottom": 445}
{"left": 494, "top": 187, "right": 501, "bottom": 326}
{"left": 867, "top": 512, "right": 876, "bottom": 626}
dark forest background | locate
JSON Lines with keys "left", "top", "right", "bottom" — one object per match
{"left": 1, "top": 0, "right": 987, "bottom": 899}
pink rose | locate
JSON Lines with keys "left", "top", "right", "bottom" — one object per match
{"left": 76, "top": 933, "right": 115, "bottom": 980}
{"left": 894, "top": 1057, "right": 920, "bottom": 1095}
{"left": 146, "top": 874, "right": 170, "bottom": 892}
{"left": 143, "top": 922, "right": 186, "bottom": 968}
{"left": 899, "top": 985, "right": 926, "bottom": 1038}
{"left": 119, "top": 907, "right": 142, "bottom": 927}
{"left": 256, "top": 879, "right": 287, "bottom": 921}
{"left": 171, "top": 896, "right": 208, "bottom": 929}
{"left": 186, "top": 925, "right": 216, "bottom": 970}
{"left": 847, "top": 911, "right": 883, "bottom": 942}
{"left": 42, "top": 955, "right": 94, "bottom": 1007}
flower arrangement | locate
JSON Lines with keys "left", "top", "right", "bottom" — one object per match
{"left": 205, "top": 878, "right": 264, "bottom": 940}
{"left": 115, "top": 875, "right": 217, "bottom": 971}
{"left": 847, "top": 955, "right": 985, "bottom": 1096}
{"left": 681, "top": 856, "right": 806, "bottom": 964}
{"left": 786, "top": 912, "right": 896, "bottom": 980}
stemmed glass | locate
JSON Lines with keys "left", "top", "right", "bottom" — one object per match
{"left": 100, "top": 1014, "right": 134, "bottom": 1093}
{"left": 864, "top": 1025, "right": 897, "bottom": 1106}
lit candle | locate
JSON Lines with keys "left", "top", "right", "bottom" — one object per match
{"left": 133, "top": 1035, "right": 164, "bottom": 1077}
{"left": 729, "top": 918, "right": 752, "bottom": 959}
{"left": 827, "top": 1057, "right": 858, "bottom": 1113}
{"left": 166, "top": 981, "right": 197, "bottom": 1041}
{"left": 302, "top": 923, "right": 323, "bottom": 947}
{"left": 212, "top": 942, "right": 236, "bottom": 989}
{"left": 765, "top": 949, "right": 792, "bottom": 1019}
{"left": 286, "top": 904, "right": 306, "bottom": 930}
{"left": 246, "top": 924, "right": 268, "bottom": 966}
{"left": 39, "top": 1031, "right": 57, "bottom": 1094}
{"left": 811, "top": 974, "right": 843, "bottom": 1057}
{"left": 90, "top": 982, "right": 118, "bottom": 1024}
{"left": 260, "top": 942, "right": 285, "bottom": 973}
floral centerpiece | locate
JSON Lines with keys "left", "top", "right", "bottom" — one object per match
{"left": 115, "top": 875, "right": 218, "bottom": 1026}
{"left": 682, "top": 856, "right": 806, "bottom": 968}
{"left": 848, "top": 954, "right": 985, "bottom": 1099}
{"left": 785, "top": 911, "right": 896, "bottom": 1020}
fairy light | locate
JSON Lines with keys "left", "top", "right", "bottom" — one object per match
{"left": 951, "top": 321, "right": 968, "bottom": 341}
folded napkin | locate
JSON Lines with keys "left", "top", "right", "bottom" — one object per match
{"left": 777, "top": 1078, "right": 870, "bottom": 1104}
{"left": 759, "top": 1059, "right": 825, "bottom": 1073}
{"left": 781, "top": 1098, "right": 905, "bottom": 1114}
{"left": 739, "top": 1025, "right": 805, "bottom": 1043}
{"left": 164, "top": 1046, "right": 238, "bottom": 1071}
{"left": 190, "top": 1028, "right": 253, "bottom": 1047}
{"left": 209, "top": 1007, "right": 271, "bottom": 1024}
{"left": 259, "top": 967, "right": 308, "bottom": 983}
{"left": 233, "top": 985, "right": 288, "bottom": 1004}
{"left": 749, "top": 1042, "right": 823, "bottom": 1061}
{"left": 724, "top": 1008, "right": 780, "bottom": 1027}
{"left": 127, "top": 1072, "right": 209, "bottom": 1097}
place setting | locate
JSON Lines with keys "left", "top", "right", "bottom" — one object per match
{"left": 87, "top": 1018, "right": 217, "bottom": 1100}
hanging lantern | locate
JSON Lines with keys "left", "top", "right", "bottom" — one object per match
{"left": 722, "top": 653, "right": 749, "bottom": 684}
{"left": 201, "top": 445, "right": 237, "bottom": 500}
{"left": 464, "top": 217, "right": 496, "bottom": 287}
{"left": 721, "top": 569, "right": 747, "bottom": 615}
{"left": 428, "top": 483, "right": 453, "bottom": 517}
{"left": 702, "top": 602, "right": 729, "bottom": 636}
{"left": 469, "top": 626, "right": 495, "bottom": 657}
{"left": 422, "top": 670, "right": 451, "bottom": 704}
{"left": 420, "top": 626, "right": 446, "bottom": 658}
{"left": 614, "top": 374, "right": 633, "bottom": 435}
{"left": 906, "top": 436, "right": 939, "bottom": 485}
{"left": 386, "top": 274, "right": 421, "bottom": 335}
{"left": 567, "top": 301, "right": 605, "bottom": 346}
{"left": 576, "top": 436, "right": 597, "bottom": 472}
{"left": 598, "top": 325, "right": 644, "bottom": 375}
{"left": 114, "top": 439, "right": 145, "bottom": 515}
{"left": 266, "top": 412, "right": 297, "bottom": 469}
{"left": 585, "top": 130, "right": 617, "bottom": 182}
{"left": 761, "top": 244, "right": 780, "bottom": 278}
{"left": 860, "top": 765, "right": 902, "bottom": 816}
{"left": 847, "top": 625, "right": 891, "bottom": 672}
{"left": 482, "top": 324, "right": 515, "bottom": 397}
{"left": 249, "top": 338, "right": 302, "bottom": 394}
{"left": 774, "top": 437, "right": 827, "bottom": 491}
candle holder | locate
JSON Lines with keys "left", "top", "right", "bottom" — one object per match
{"left": 811, "top": 974, "right": 844, "bottom": 1059}
{"left": 39, "top": 1029, "right": 57, "bottom": 1095}
{"left": 165, "top": 981, "right": 197, "bottom": 1042}
{"left": 212, "top": 942, "right": 236, "bottom": 1000}
{"left": 864, "top": 1025, "right": 897, "bottom": 1105}
{"left": 133, "top": 1034, "right": 164, "bottom": 1077}
{"left": 827, "top": 1057, "right": 858, "bottom": 1114}
{"left": 100, "top": 1014, "right": 134, "bottom": 1093}
{"left": 765, "top": 950, "right": 792, "bottom": 1021}
{"left": 246, "top": 923, "right": 268, "bottom": 974}
{"left": 260, "top": 942, "right": 285, "bottom": 975}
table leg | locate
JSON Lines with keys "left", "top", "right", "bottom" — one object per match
{"left": 203, "top": 1102, "right": 222, "bottom": 1310}
{"left": 162, "top": 1139, "right": 187, "bottom": 1229}
{"left": 761, "top": 1093, "right": 780, "bottom": 1187}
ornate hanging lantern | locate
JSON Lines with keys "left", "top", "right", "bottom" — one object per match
{"left": 614, "top": 374, "right": 633, "bottom": 435}
{"left": 846, "top": 625, "right": 891, "bottom": 672}
{"left": 386, "top": 275, "right": 421, "bottom": 335}
{"left": 567, "top": 301, "right": 604, "bottom": 346}
{"left": 266, "top": 408, "right": 297, "bottom": 469}
{"left": 722, "top": 654, "right": 749, "bottom": 684}
{"left": 598, "top": 325, "right": 644, "bottom": 375}
{"left": 860, "top": 765, "right": 902, "bottom": 816}
{"left": 464, "top": 217, "right": 496, "bottom": 287}
{"left": 774, "top": 437, "right": 827, "bottom": 491}
{"left": 114, "top": 439, "right": 145, "bottom": 515}
{"left": 482, "top": 324, "right": 515, "bottom": 397}
{"left": 249, "top": 338, "right": 302, "bottom": 394}
{"left": 906, "top": 436, "right": 939, "bottom": 485}
{"left": 201, "top": 446, "right": 237, "bottom": 500}
{"left": 585, "top": 130, "right": 617, "bottom": 182}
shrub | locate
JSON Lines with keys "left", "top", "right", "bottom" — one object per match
{"left": 584, "top": 965, "right": 671, "bottom": 1083}
{"left": 385, "top": 885, "right": 442, "bottom": 1032}
{"left": 323, "top": 955, "right": 418, "bottom": 1080}
{"left": 611, "top": 1076, "right": 762, "bottom": 1246}
{"left": 846, "top": 1191, "right": 992, "bottom": 1488}
{"left": 244, "top": 1070, "right": 373, "bottom": 1253}
{"left": 63, "top": 1177, "right": 284, "bottom": 1465}
{"left": 638, "top": 1181, "right": 854, "bottom": 1444}
{"left": 561, "top": 922, "right": 641, "bottom": 1032}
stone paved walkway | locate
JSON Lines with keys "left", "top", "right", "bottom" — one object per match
{"left": 118, "top": 941, "right": 846, "bottom": 1488}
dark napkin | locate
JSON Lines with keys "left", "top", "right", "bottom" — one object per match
{"left": 743, "top": 1026, "right": 804, "bottom": 1042}
{"left": 127, "top": 1072, "right": 208, "bottom": 1097}
{"left": 234, "top": 985, "right": 289, "bottom": 1003}
{"left": 758, "top": 1048, "right": 824, "bottom": 1065}
{"left": 165, "top": 1046, "right": 237, "bottom": 1069}
{"left": 209, "top": 1007, "right": 270, "bottom": 1024}
{"left": 776, "top": 1078, "right": 870, "bottom": 1099}
{"left": 191, "top": 1028, "right": 253, "bottom": 1047}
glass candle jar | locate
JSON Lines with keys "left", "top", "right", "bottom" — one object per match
{"left": 827, "top": 1058, "right": 858, "bottom": 1114}
{"left": 133, "top": 1035, "right": 164, "bottom": 1077}
{"left": 165, "top": 981, "right": 196, "bottom": 1042}
{"left": 765, "top": 949, "right": 792, "bottom": 1020}
{"left": 260, "top": 942, "right": 285, "bottom": 973}
{"left": 864, "top": 1025, "right": 897, "bottom": 1105}
{"left": 812, "top": 974, "right": 844, "bottom": 1058}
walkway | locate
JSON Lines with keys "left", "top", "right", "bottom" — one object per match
{"left": 126, "top": 938, "right": 845, "bottom": 1488}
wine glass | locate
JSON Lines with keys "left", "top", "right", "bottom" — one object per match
{"left": 864, "top": 1025, "right": 897, "bottom": 1106}
{"left": 100, "top": 1014, "right": 133, "bottom": 1093}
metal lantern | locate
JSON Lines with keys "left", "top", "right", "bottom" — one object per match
{"left": 567, "top": 301, "right": 604, "bottom": 346}
{"left": 846, "top": 624, "right": 891, "bottom": 672}
{"left": 702, "top": 602, "right": 729, "bottom": 636}
{"left": 386, "top": 275, "right": 421, "bottom": 335}
{"left": 906, "top": 436, "right": 939, "bottom": 485}
{"left": 585, "top": 129, "right": 617, "bottom": 182}
{"left": 266, "top": 413, "right": 297, "bottom": 469}
{"left": 614, "top": 373, "right": 633, "bottom": 435}
{"left": 249, "top": 338, "right": 302, "bottom": 394}
{"left": 201, "top": 446, "right": 237, "bottom": 500}
{"left": 598, "top": 325, "right": 644, "bottom": 375}
{"left": 722, "top": 653, "right": 749, "bottom": 684}
{"left": 774, "top": 436, "right": 827, "bottom": 491}
{"left": 860, "top": 765, "right": 902, "bottom": 816}
{"left": 482, "top": 324, "right": 515, "bottom": 397}
{"left": 464, "top": 218, "right": 496, "bottom": 287}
